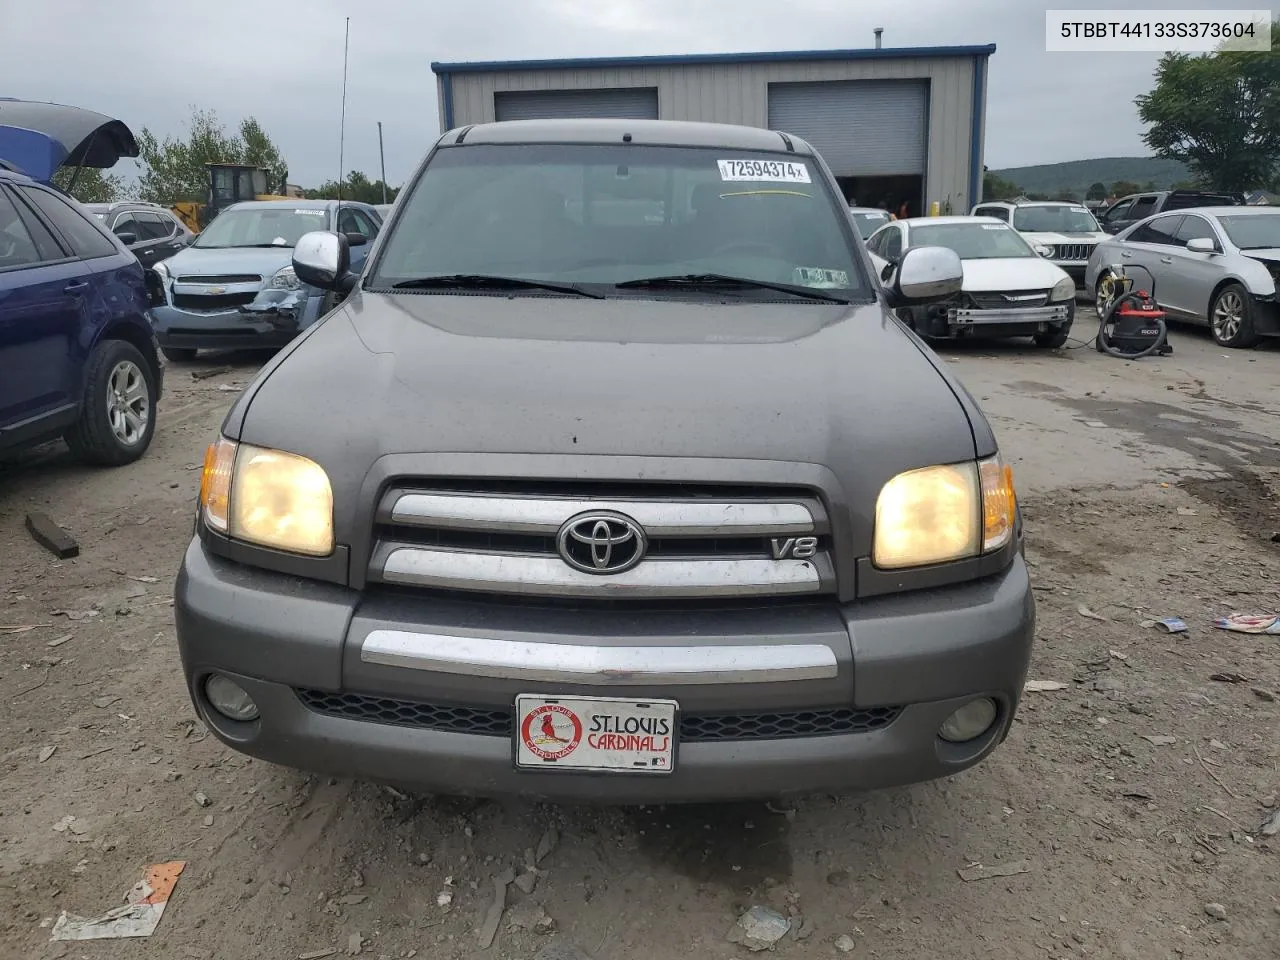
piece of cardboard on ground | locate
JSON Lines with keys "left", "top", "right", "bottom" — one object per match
{"left": 50, "top": 860, "right": 185, "bottom": 941}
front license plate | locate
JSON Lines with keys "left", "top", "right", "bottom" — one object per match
{"left": 514, "top": 695, "right": 677, "bottom": 775}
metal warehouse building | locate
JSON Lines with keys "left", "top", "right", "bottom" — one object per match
{"left": 431, "top": 41, "right": 995, "bottom": 218}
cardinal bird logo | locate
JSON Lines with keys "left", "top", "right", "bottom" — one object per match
{"left": 521, "top": 704, "right": 583, "bottom": 761}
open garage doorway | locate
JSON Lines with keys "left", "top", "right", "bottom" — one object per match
{"left": 836, "top": 175, "right": 924, "bottom": 218}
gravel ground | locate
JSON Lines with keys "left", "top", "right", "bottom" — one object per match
{"left": 2, "top": 323, "right": 1278, "bottom": 960}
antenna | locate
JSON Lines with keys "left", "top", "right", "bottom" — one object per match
{"left": 377, "top": 121, "right": 388, "bottom": 205}
{"left": 337, "top": 16, "right": 350, "bottom": 216}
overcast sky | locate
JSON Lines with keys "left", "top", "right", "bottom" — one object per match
{"left": 2, "top": 0, "right": 1275, "bottom": 187}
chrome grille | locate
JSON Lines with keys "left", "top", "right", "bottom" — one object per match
{"left": 175, "top": 274, "right": 262, "bottom": 283}
{"left": 367, "top": 482, "right": 835, "bottom": 600}
{"left": 1050, "top": 243, "right": 1094, "bottom": 262}
{"left": 295, "top": 689, "right": 901, "bottom": 742}
{"left": 967, "top": 290, "right": 1049, "bottom": 309}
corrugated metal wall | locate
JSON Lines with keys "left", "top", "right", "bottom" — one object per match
{"left": 442, "top": 55, "right": 982, "bottom": 212}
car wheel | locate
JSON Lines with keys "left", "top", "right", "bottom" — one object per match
{"left": 161, "top": 346, "right": 198, "bottom": 363}
{"left": 1209, "top": 283, "right": 1258, "bottom": 348}
{"left": 1034, "top": 324, "right": 1071, "bottom": 348}
{"left": 65, "top": 340, "right": 158, "bottom": 466}
{"left": 1094, "top": 272, "right": 1117, "bottom": 320}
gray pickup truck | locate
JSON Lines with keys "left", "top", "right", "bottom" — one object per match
{"left": 175, "top": 119, "right": 1035, "bottom": 803}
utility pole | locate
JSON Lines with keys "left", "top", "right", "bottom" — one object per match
{"left": 337, "top": 17, "right": 350, "bottom": 210}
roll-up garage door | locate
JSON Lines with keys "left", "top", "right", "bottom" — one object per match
{"left": 767, "top": 80, "right": 928, "bottom": 177}
{"left": 494, "top": 88, "right": 659, "bottom": 122}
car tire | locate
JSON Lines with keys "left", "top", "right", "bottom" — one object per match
{"left": 1034, "top": 324, "right": 1071, "bottom": 348}
{"left": 1209, "top": 283, "right": 1259, "bottom": 349}
{"left": 65, "top": 340, "right": 158, "bottom": 467}
{"left": 161, "top": 346, "right": 198, "bottom": 363}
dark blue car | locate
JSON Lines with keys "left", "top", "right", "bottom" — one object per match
{"left": 0, "top": 167, "right": 162, "bottom": 465}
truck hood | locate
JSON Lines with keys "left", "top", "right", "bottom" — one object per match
{"left": 236, "top": 292, "right": 981, "bottom": 547}
{"left": 160, "top": 244, "right": 295, "bottom": 280}
{"left": 960, "top": 257, "right": 1070, "bottom": 292}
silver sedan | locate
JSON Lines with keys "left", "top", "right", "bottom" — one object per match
{"left": 1084, "top": 206, "right": 1280, "bottom": 348}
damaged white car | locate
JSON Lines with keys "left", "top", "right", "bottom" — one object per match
{"left": 866, "top": 216, "right": 1076, "bottom": 348}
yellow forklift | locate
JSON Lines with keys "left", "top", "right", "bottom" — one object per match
{"left": 170, "top": 163, "right": 296, "bottom": 232}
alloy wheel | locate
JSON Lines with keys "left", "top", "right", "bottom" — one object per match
{"left": 106, "top": 360, "right": 150, "bottom": 447}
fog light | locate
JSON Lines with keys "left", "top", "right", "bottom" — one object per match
{"left": 939, "top": 698, "right": 998, "bottom": 743}
{"left": 204, "top": 674, "right": 259, "bottom": 722}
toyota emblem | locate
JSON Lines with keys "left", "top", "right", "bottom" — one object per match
{"left": 556, "top": 511, "right": 647, "bottom": 575}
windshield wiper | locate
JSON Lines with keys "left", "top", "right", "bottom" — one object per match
{"left": 390, "top": 274, "right": 604, "bottom": 299}
{"left": 614, "top": 273, "right": 850, "bottom": 303}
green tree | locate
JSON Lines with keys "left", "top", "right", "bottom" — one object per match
{"left": 135, "top": 107, "right": 288, "bottom": 204}
{"left": 1110, "top": 180, "right": 1142, "bottom": 197}
{"left": 981, "top": 172, "right": 1021, "bottom": 201}
{"left": 305, "top": 170, "right": 398, "bottom": 205}
{"left": 1086, "top": 181, "right": 1107, "bottom": 200}
{"left": 1136, "top": 20, "right": 1280, "bottom": 192}
{"left": 51, "top": 166, "right": 125, "bottom": 203}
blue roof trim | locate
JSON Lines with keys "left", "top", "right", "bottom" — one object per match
{"left": 968, "top": 57, "right": 986, "bottom": 208}
{"left": 431, "top": 44, "right": 997, "bottom": 75}
{"left": 441, "top": 72, "right": 455, "bottom": 131}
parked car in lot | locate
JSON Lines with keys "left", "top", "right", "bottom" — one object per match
{"left": 83, "top": 201, "right": 193, "bottom": 267}
{"left": 866, "top": 216, "right": 1077, "bottom": 347}
{"left": 148, "top": 199, "right": 382, "bottom": 361}
{"left": 1096, "top": 188, "right": 1245, "bottom": 236}
{"left": 1085, "top": 206, "right": 1280, "bottom": 348}
{"left": 0, "top": 167, "right": 162, "bottom": 465}
{"left": 175, "top": 118, "right": 1034, "bottom": 804}
{"left": 970, "top": 200, "right": 1107, "bottom": 291}
{"left": 848, "top": 205, "right": 891, "bottom": 238}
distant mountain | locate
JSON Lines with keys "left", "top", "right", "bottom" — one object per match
{"left": 989, "top": 157, "right": 1192, "bottom": 197}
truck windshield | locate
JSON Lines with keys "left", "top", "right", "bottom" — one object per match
{"left": 910, "top": 222, "right": 1038, "bottom": 260}
{"left": 1217, "top": 213, "right": 1280, "bottom": 250}
{"left": 369, "top": 143, "right": 866, "bottom": 297}
{"left": 193, "top": 207, "right": 329, "bottom": 249}
{"left": 1012, "top": 206, "right": 1100, "bottom": 233}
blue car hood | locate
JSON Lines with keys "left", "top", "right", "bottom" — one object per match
{"left": 162, "top": 244, "right": 297, "bottom": 279}
{"left": 0, "top": 99, "right": 138, "bottom": 184}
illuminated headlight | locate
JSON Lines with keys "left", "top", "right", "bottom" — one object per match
{"left": 269, "top": 265, "right": 302, "bottom": 290}
{"left": 200, "top": 437, "right": 334, "bottom": 556}
{"left": 873, "top": 455, "right": 1016, "bottom": 569}
{"left": 1050, "top": 276, "right": 1076, "bottom": 302}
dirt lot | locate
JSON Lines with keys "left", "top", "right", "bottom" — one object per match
{"left": 2, "top": 324, "right": 1279, "bottom": 960}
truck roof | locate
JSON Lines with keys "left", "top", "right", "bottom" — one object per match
{"left": 444, "top": 118, "right": 813, "bottom": 155}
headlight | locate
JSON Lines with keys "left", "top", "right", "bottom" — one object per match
{"left": 1050, "top": 276, "right": 1076, "bottom": 302}
{"left": 269, "top": 265, "right": 302, "bottom": 291}
{"left": 152, "top": 260, "right": 169, "bottom": 281}
{"left": 873, "top": 455, "right": 1016, "bottom": 569}
{"left": 199, "top": 437, "right": 334, "bottom": 556}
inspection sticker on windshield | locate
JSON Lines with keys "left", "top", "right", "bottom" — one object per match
{"left": 794, "top": 266, "right": 849, "bottom": 288}
{"left": 718, "top": 159, "right": 811, "bottom": 183}
{"left": 295, "top": 209, "right": 326, "bottom": 216}
{"left": 982, "top": 223, "right": 1009, "bottom": 230}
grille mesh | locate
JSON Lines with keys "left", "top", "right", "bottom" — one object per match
{"left": 295, "top": 689, "right": 900, "bottom": 742}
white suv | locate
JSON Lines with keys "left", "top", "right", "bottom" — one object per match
{"left": 971, "top": 201, "right": 1108, "bottom": 292}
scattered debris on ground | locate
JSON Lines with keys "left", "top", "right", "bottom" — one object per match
{"left": 25, "top": 512, "right": 79, "bottom": 559}
{"left": 726, "top": 906, "right": 791, "bottom": 951}
{"left": 50, "top": 861, "right": 185, "bottom": 940}
{"left": 957, "top": 860, "right": 1032, "bottom": 882}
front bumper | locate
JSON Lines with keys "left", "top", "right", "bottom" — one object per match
{"left": 1054, "top": 262, "right": 1089, "bottom": 289}
{"left": 175, "top": 540, "right": 1036, "bottom": 803}
{"left": 150, "top": 289, "right": 326, "bottom": 350}
{"left": 1252, "top": 295, "right": 1280, "bottom": 337}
